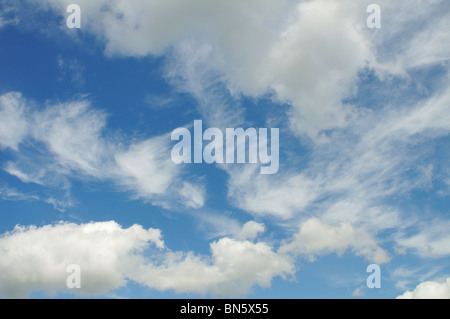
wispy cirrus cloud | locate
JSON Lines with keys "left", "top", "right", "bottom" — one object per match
{"left": 0, "top": 186, "right": 39, "bottom": 202}
{"left": 0, "top": 92, "right": 204, "bottom": 210}
{"left": 57, "top": 55, "right": 85, "bottom": 86}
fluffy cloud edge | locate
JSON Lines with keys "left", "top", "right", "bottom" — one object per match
{"left": 279, "top": 218, "right": 390, "bottom": 264}
{"left": 0, "top": 220, "right": 293, "bottom": 298}
{"left": 397, "top": 278, "right": 450, "bottom": 299}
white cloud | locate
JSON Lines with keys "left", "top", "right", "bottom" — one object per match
{"left": 14, "top": 0, "right": 450, "bottom": 141}
{"left": 237, "top": 221, "right": 266, "bottom": 241}
{"left": 397, "top": 278, "right": 450, "bottom": 299}
{"left": 176, "top": 1, "right": 450, "bottom": 254}
{"left": 0, "top": 2, "right": 19, "bottom": 29}
{"left": 395, "top": 220, "right": 450, "bottom": 258}
{"left": 3, "top": 161, "right": 45, "bottom": 185}
{"left": 225, "top": 79, "right": 450, "bottom": 264}
{"left": 391, "top": 266, "right": 442, "bottom": 291}
{"left": 178, "top": 182, "right": 205, "bottom": 209}
{"left": 352, "top": 287, "right": 365, "bottom": 297}
{"left": 13, "top": 0, "right": 449, "bottom": 227}
{"left": 18, "top": 0, "right": 370, "bottom": 140}
{"left": 228, "top": 168, "right": 322, "bottom": 219}
{"left": 32, "top": 99, "right": 111, "bottom": 178}
{"left": 114, "top": 139, "right": 206, "bottom": 209}
{"left": 372, "top": 0, "right": 450, "bottom": 71}
{"left": 190, "top": 210, "right": 242, "bottom": 240}
{"left": 263, "top": 0, "right": 373, "bottom": 140}
{"left": 191, "top": 213, "right": 267, "bottom": 242}
{"left": 279, "top": 218, "right": 390, "bottom": 264}
{"left": 132, "top": 237, "right": 293, "bottom": 296}
{"left": 0, "top": 221, "right": 163, "bottom": 298}
{"left": 0, "top": 221, "right": 293, "bottom": 298}
{"left": 0, "top": 187, "right": 39, "bottom": 202}
{"left": 0, "top": 92, "right": 204, "bottom": 210}
{"left": 161, "top": 0, "right": 377, "bottom": 141}
{"left": 115, "top": 136, "right": 179, "bottom": 197}
{"left": 165, "top": 40, "right": 246, "bottom": 130}
{"left": 6, "top": 0, "right": 450, "bottom": 289}
{"left": 57, "top": 55, "right": 85, "bottom": 85}
{"left": 0, "top": 92, "right": 29, "bottom": 151}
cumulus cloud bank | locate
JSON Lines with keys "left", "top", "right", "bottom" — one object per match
{"left": 397, "top": 278, "right": 450, "bottom": 299}
{"left": 0, "top": 221, "right": 293, "bottom": 298}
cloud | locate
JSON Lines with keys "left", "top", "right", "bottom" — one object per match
{"left": 115, "top": 136, "right": 179, "bottom": 197}
{"left": 0, "top": 187, "right": 39, "bottom": 202}
{"left": 227, "top": 167, "right": 322, "bottom": 219}
{"left": 191, "top": 213, "right": 267, "bottom": 242}
{"left": 190, "top": 210, "right": 242, "bottom": 240}
{"left": 0, "top": 221, "right": 163, "bottom": 298}
{"left": 352, "top": 287, "right": 365, "bottom": 297}
{"left": 165, "top": 40, "right": 246, "bottom": 130}
{"left": 4, "top": 162, "right": 45, "bottom": 185}
{"left": 13, "top": 1, "right": 450, "bottom": 141}
{"left": 132, "top": 237, "right": 294, "bottom": 297}
{"left": 178, "top": 182, "right": 205, "bottom": 209}
{"left": 261, "top": 0, "right": 373, "bottom": 140}
{"left": 0, "top": 2, "right": 19, "bottom": 29}
{"left": 0, "top": 221, "right": 293, "bottom": 298}
{"left": 0, "top": 92, "right": 205, "bottom": 210}
{"left": 372, "top": 0, "right": 450, "bottom": 71}
{"left": 391, "top": 266, "right": 443, "bottom": 291}
{"left": 279, "top": 218, "right": 390, "bottom": 264}
{"left": 397, "top": 278, "right": 450, "bottom": 299}
{"left": 237, "top": 221, "right": 266, "bottom": 241}
{"left": 13, "top": 0, "right": 449, "bottom": 224}
{"left": 57, "top": 55, "right": 85, "bottom": 85}
{"left": 32, "top": 99, "right": 112, "bottom": 178}
{"left": 224, "top": 78, "right": 450, "bottom": 268}
{"left": 5, "top": 0, "right": 450, "bottom": 294}
{"left": 0, "top": 92, "right": 29, "bottom": 151}
{"left": 395, "top": 220, "right": 450, "bottom": 258}
{"left": 17, "top": 0, "right": 368, "bottom": 140}
{"left": 161, "top": 0, "right": 376, "bottom": 141}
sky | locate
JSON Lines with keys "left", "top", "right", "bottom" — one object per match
{"left": 0, "top": 0, "right": 449, "bottom": 299}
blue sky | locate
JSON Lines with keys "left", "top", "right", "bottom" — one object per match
{"left": 0, "top": 0, "right": 449, "bottom": 299}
